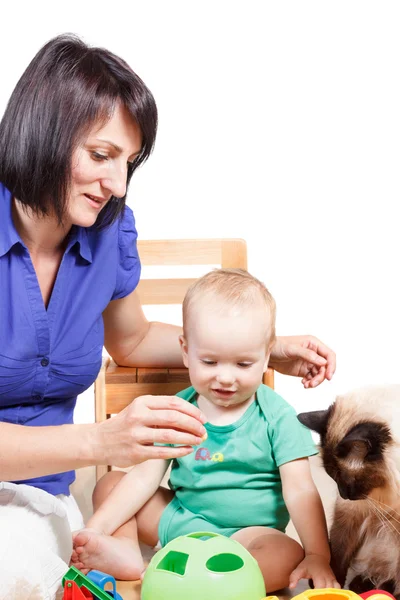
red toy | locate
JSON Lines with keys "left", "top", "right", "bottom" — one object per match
{"left": 360, "top": 592, "right": 396, "bottom": 600}
{"left": 62, "top": 567, "right": 123, "bottom": 599}
{"left": 63, "top": 580, "right": 93, "bottom": 599}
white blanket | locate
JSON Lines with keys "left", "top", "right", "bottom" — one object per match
{"left": 0, "top": 482, "right": 84, "bottom": 600}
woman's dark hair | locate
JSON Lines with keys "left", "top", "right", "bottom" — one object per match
{"left": 0, "top": 34, "right": 157, "bottom": 227}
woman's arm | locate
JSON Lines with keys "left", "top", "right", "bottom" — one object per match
{"left": 0, "top": 395, "right": 206, "bottom": 481}
{"left": 103, "top": 290, "right": 336, "bottom": 387}
{"left": 86, "top": 459, "right": 169, "bottom": 535}
{"left": 0, "top": 420, "right": 99, "bottom": 481}
{"left": 103, "top": 289, "right": 183, "bottom": 367}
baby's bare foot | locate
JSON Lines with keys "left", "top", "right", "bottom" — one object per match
{"left": 72, "top": 528, "right": 144, "bottom": 580}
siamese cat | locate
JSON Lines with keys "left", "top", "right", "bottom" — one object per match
{"left": 298, "top": 385, "right": 400, "bottom": 598}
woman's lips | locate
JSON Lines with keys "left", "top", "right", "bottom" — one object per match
{"left": 84, "top": 194, "right": 105, "bottom": 210}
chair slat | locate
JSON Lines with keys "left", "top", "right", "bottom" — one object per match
{"left": 105, "top": 382, "right": 191, "bottom": 414}
{"left": 103, "top": 367, "right": 274, "bottom": 415}
{"left": 264, "top": 368, "right": 274, "bottom": 389}
{"left": 221, "top": 239, "right": 247, "bottom": 269}
{"left": 94, "top": 356, "right": 110, "bottom": 422}
{"left": 136, "top": 278, "right": 198, "bottom": 305}
{"left": 137, "top": 368, "right": 189, "bottom": 384}
{"left": 137, "top": 239, "right": 246, "bottom": 266}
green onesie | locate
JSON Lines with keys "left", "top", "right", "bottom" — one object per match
{"left": 158, "top": 384, "right": 317, "bottom": 546}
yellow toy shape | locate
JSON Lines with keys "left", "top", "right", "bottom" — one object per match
{"left": 264, "top": 590, "right": 391, "bottom": 600}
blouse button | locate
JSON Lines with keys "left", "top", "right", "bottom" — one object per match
{"left": 41, "top": 357, "right": 49, "bottom": 367}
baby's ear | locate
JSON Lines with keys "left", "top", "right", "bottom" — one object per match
{"left": 263, "top": 339, "right": 274, "bottom": 372}
{"left": 297, "top": 409, "right": 331, "bottom": 437}
{"left": 179, "top": 335, "right": 189, "bottom": 368}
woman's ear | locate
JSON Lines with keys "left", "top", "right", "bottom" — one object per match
{"left": 179, "top": 335, "right": 189, "bottom": 368}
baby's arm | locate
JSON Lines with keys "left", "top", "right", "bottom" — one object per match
{"left": 87, "top": 458, "right": 170, "bottom": 535}
{"left": 280, "top": 458, "right": 340, "bottom": 589}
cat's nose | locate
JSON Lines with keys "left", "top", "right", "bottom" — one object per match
{"left": 338, "top": 482, "right": 363, "bottom": 501}
{"left": 338, "top": 483, "right": 350, "bottom": 499}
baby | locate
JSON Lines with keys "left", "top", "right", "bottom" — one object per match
{"left": 72, "top": 268, "right": 338, "bottom": 592}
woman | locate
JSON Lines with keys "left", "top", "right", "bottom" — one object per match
{"left": 0, "top": 34, "right": 335, "bottom": 597}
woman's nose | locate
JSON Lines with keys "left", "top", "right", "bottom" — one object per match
{"left": 101, "top": 162, "right": 127, "bottom": 199}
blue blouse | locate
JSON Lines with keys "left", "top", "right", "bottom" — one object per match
{"left": 0, "top": 183, "right": 141, "bottom": 495}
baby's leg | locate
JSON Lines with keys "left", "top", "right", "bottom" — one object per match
{"left": 231, "top": 526, "right": 304, "bottom": 593}
{"left": 72, "top": 471, "right": 174, "bottom": 580}
{"left": 72, "top": 471, "right": 143, "bottom": 579}
{"left": 136, "top": 485, "right": 174, "bottom": 547}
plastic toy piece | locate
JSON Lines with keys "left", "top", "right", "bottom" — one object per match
{"left": 141, "top": 530, "right": 266, "bottom": 600}
{"left": 360, "top": 592, "right": 396, "bottom": 600}
{"left": 62, "top": 567, "right": 123, "bottom": 600}
{"left": 86, "top": 570, "right": 124, "bottom": 600}
{"left": 291, "top": 590, "right": 361, "bottom": 600}
{"left": 63, "top": 581, "right": 93, "bottom": 599}
{"left": 264, "top": 590, "right": 397, "bottom": 600}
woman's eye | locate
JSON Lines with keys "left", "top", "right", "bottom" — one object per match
{"left": 91, "top": 151, "right": 108, "bottom": 161}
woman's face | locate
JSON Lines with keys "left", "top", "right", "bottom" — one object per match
{"left": 67, "top": 103, "right": 142, "bottom": 228}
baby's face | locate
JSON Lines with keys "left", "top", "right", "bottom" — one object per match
{"left": 181, "top": 300, "right": 271, "bottom": 408}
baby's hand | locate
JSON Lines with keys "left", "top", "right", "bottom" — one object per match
{"left": 289, "top": 554, "right": 340, "bottom": 590}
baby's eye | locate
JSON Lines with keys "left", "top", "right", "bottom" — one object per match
{"left": 91, "top": 151, "right": 109, "bottom": 162}
{"left": 202, "top": 360, "right": 216, "bottom": 365}
{"left": 237, "top": 362, "right": 252, "bottom": 368}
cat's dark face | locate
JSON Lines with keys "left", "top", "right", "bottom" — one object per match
{"left": 298, "top": 406, "right": 392, "bottom": 501}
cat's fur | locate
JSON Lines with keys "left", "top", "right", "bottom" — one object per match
{"left": 298, "top": 385, "right": 400, "bottom": 598}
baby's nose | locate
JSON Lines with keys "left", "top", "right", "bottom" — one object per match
{"left": 216, "top": 369, "right": 235, "bottom": 385}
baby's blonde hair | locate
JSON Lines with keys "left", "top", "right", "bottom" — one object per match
{"left": 182, "top": 268, "right": 276, "bottom": 345}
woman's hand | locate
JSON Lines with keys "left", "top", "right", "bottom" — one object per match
{"left": 269, "top": 335, "right": 336, "bottom": 388}
{"left": 95, "top": 395, "right": 207, "bottom": 467}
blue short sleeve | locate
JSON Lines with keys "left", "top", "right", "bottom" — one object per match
{"left": 111, "top": 206, "right": 141, "bottom": 301}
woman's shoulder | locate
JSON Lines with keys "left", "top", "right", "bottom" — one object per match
{"left": 84, "top": 205, "right": 138, "bottom": 256}
{"left": 117, "top": 205, "right": 137, "bottom": 246}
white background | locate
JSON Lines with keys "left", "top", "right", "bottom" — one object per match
{"left": 1, "top": 1, "right": 399, "bottom": 421}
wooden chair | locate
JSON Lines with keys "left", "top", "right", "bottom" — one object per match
{"left": 95, "top": 238, "right": 274, "bottom": 479}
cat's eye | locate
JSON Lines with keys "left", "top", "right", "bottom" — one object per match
{"left": 337, "top": 439, "right": 370, "bottom": 459}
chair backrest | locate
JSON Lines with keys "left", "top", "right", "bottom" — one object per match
{"left": 94, "top": 238, "right": 274, "bottom": 478}
{"left": 135, "top": 238, "right": 248, "bottom": 305}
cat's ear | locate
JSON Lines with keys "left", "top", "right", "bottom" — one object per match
{"left": 297, "top": 409, "right": 330, "bottom": 436}
{"left": 339, "top": 422, "right": 391, "bottom": 459}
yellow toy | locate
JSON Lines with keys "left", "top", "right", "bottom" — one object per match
{"left": 264, "top": 590, "right": 394, "bottom": 600}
